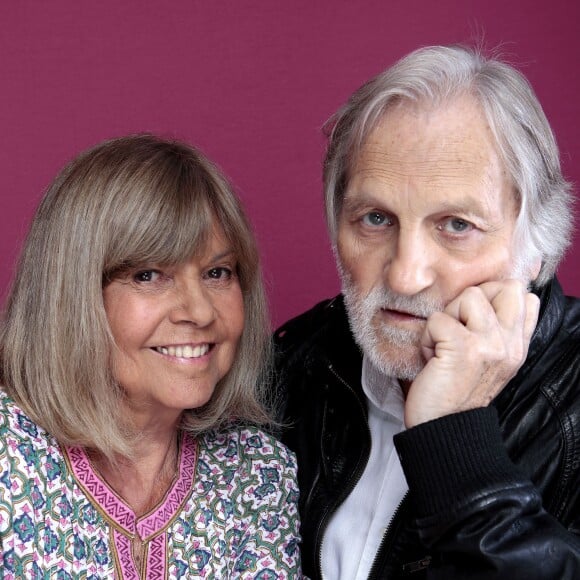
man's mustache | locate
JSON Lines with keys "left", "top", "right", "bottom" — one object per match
{"left": 359, "top": 286, "right": 444, "bottom": 320}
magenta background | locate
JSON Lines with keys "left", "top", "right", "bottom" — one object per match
{"left": 1, "top": 2, "right": 578, "bottom": 328}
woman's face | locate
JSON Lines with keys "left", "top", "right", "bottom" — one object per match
{"left": 103, "top": 226, "right": 244, "bottom": 428}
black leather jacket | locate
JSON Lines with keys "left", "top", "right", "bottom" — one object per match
{"left": 274, "top": 278, "right": 580, "bottom": 579}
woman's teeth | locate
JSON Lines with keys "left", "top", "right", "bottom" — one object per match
{"left": 155, "top": 344, "right": 210, "bottom": 358}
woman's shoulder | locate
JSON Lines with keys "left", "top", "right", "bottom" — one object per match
{"left": 0, "top": 389, "right": 37, "bottom": 437}
{"left": 195, "top": 426, "right": 298, "bottom": 496}
{"left": 0, "top": 390, "right": 67, "bottom": 506}
{"left": 199, "top": 424, "right": 296, "bottom": 469}
{"left": 194, "top": 425, "right": 299, "bottom": 515}
{"left": 0, "top": 389, "right": 58, "bottom": 454}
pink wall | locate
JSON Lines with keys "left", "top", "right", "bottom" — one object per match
{"left": 1, "top": 1, "right": 578, "bottom": 328}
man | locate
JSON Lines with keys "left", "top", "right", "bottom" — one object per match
{"left": 274, "top": 45, "right": 580, "bottom": 579}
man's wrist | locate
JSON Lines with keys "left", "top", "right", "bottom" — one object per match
{"left": 394, "top": 407, "right": 524, "bottom": 518}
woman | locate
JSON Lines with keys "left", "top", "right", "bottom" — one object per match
{"left": 0, "top": 135, "right": 301, "bottom": 578}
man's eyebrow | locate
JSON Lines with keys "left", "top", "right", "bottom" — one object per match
{"left": 341, "top": 193, "right": 379, "bottom": 214}
{"left": 341, "top": 192, "right": 493, "bottom": 221}
{"left": 341, "top": 191, "right": 398, "bottom": 217}
{"left": 429, "top": 198, "right": 489, "bottom": 217}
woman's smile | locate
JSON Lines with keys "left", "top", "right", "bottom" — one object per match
{"left": 151, "top": 343, "right": 213, "bottom": 360}
{"left": 103, "top": 226, "right": 244, "bottom": 423}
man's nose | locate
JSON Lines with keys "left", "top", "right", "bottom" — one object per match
{"left": 169, "top": 280, "right": 216, "bottom": 327}
{"left": 384, "top": 232, "right": 436, "bottom": 296}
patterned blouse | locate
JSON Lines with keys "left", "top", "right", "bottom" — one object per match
{"left": 0, "top": 391, "right": 301, "bottom": 578}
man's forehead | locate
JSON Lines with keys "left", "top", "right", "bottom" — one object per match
{"left": 351, "top": 143, "right": 491, "bottom": 179}
{"left": 347, "top": 96, "right": 510, "bottom": 193}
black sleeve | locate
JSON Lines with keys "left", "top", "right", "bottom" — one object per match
{"left": 394, "top": 407, "right": 580, "bottom": 579}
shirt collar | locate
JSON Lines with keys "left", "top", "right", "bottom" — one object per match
{"left": 361, "top": 354, "right": 405, "bottom": 422}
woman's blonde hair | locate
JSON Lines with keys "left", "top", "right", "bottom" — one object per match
{"left": 1, "top": 134, "right": 272, "bottom": 459}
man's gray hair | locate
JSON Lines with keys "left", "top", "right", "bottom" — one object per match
{"left": 324, "top": 45, "right": 573, "bottom": 286}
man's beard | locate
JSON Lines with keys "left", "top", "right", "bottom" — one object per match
{"left": 341, "top": 273, "right": 443, "bottom": 380}
{"left": 337, "top": 234, "right": 535, "bottom": 381}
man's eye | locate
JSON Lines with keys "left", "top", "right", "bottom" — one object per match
{"left": 441, "top": 218, "right": 473, "bottom": 233}
{"left": 206, "top": 267, "right": 233, "bottom": 280}
{"left": 133, "top": 270, "right": 160, "bottom": 283}
{"left": 362, "top": 212, "right": 390, "bottom": 227}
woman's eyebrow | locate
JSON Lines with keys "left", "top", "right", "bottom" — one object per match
{"left": 208, "top": 248, "right": 236, "bottom": 262}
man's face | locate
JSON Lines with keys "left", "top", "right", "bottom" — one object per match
{"left": 336, "top": 95, "right": 538, "bottom": 380}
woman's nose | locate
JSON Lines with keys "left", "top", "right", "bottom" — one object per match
{"left": 169, "top": 281, "right": 216, "bottom": 327}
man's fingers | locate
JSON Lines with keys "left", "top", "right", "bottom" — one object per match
{"left": 420, "top": 311, "right": 464, "bottom": 357}
{"left": 444, "top": 280, "right": 532, "bottom": 333}
{"left": 443, "top": 285, "right": 501, "bottom": 332}
{"left": 485, "top": 280, "right": 529, "bottom": 330}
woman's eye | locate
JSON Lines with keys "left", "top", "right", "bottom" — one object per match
{"left": 361, "top": 212, "right": 391, "bottom": 227}
{"left": 133, "top": 270, "right": 161, "bottom": 283}
{"left": 206, "top": 267, "right": 233, "bottom": 280}
{"left": 441, "top": 218, "right": 473, "bottom": 233}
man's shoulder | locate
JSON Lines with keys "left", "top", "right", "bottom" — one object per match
{"left": 272, "top": 295, "right": 363, "bottom": 397}
{"left": 534, "top": 279, "right": 580, "bottom": 357}
{"left": 273, "top": 295, "right": 347, "bottom": 355}
{"left": 563, "top": 293, "right": 580, "bottom": 334}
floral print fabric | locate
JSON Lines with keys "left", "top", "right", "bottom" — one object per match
{"left": 0, "top": 391, "right": 301, "bottom": 578}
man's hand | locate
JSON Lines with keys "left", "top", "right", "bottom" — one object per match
{"left": 404, "top": 280, "right": 540, "bottom": 428}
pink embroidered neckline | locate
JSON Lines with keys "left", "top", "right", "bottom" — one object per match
{"left": 66, "top": 433, "right": 197, "bottom": 539}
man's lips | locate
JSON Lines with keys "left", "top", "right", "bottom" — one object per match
{"left": 380, "top": 307, "right": 428, "bottom": 322}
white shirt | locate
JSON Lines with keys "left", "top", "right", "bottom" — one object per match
{"left": 321, "top": 355, "right": 408, "bottom": 580}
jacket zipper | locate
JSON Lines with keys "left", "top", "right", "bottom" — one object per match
{"left": 316, "top": 363, "right": 373, "bottom": 579}
{"left": 320, "top": 363, "right": 415, "bottom": 579}
{"left": 366, "top": 493, "right": 408, "bottom": 579}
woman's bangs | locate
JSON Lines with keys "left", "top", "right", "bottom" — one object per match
{"left": 105, "top": 183, "right": 217, "bottom": 277}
